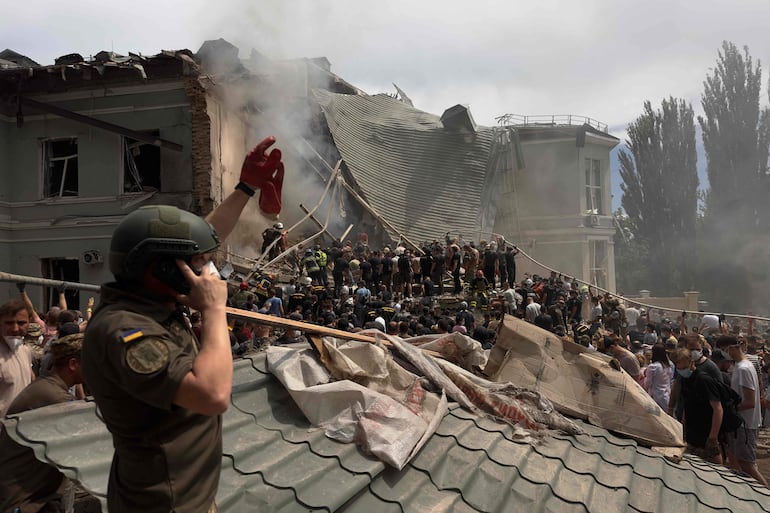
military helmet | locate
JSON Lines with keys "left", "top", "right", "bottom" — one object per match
{"left": 109, "top": 205, "right": 220, "bottom": 283}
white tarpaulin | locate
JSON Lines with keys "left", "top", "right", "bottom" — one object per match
{"left": 405, "top": 332, "right": 488, "bottom": 370}
{"left": 267, "top": 340, "right": 447, "bottom": 469}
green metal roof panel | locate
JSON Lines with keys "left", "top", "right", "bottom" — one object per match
{"left": 313, "top": 90, "right": 499, "bottom": 244}
{"left": 4, "top": 351, "right": 770, "bottom": 513}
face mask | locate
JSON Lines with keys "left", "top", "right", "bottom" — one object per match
{"left": 677, "top": 368, "right": 693, "bottom": 379}
{"left": 203, "top": 261, "right": 219, "bottom": 277}
{"left": 3, "top": 336, "right": 23, "bottom": 351}
{"left": 690, "top": 350, "right": 702, "bottom": 361}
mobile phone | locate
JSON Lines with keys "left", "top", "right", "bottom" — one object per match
{"left": 153, "top": 257, "right": 197, "bottom": 295}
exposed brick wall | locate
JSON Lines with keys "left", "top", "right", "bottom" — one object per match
{"left": 184, "top": 76, "right": 214, "bottom": 216}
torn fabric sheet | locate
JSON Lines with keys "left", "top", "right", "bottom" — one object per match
{"left": 405, "top": 332, "right": 488, "bottom": 370}
{"left": 266, "top": 343, "right": 447, "bottom": 469}
{"left": 432, "top": 357, "right": 583, "bottom": 435}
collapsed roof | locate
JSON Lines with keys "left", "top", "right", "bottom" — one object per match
{"left": 314, "top": 90, "right": 502, "bottom": 245}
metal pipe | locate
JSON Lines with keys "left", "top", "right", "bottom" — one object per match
{"left": 500, "top": 241, "right": 770, "bottom": 322}
{"left": 254, "top": 160, "right": 341, "bottom": 268}
{"left": 299, "top": 139, "right": 424, "bottom": 255}
{"left": 0, "top": 271, "right": 101, "bottom": 292}
{"left": 299, "top": 203, "right": 339, "bottom": 242}
{"left": 262, "top": 177, "right": 340, "bottom": 269}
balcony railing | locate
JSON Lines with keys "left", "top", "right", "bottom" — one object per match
{"left": 495, "top": 114, "right": 608, "bottom": 133}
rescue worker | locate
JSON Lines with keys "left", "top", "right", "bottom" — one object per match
{"left": 315, "top": 245, "right": 328, "bottom": 286}
{"left": 82, "top": 136, "right": 284, "bottom": 512}
{"left": 261, "top": 222, "right": 285, "bottom": 260}
{"left": 468, "top": 270, "right": 490, "bottom": 310}
{"left": 301, "top": 248, "right": 322, "bottom": 284}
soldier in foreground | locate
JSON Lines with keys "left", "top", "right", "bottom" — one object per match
{"left": 83, "top": 136, "right": 284, "bottom": 513}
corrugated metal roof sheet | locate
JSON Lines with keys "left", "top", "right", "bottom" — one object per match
{"left": 314, "top": 90, "right": 499, "bottom": 245}
{"left": 4, "top": 351, "right": 770, "bottom": 513}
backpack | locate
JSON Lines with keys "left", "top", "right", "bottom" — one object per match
{"left": 717, "top": 380, "right": 745, "bottom": 433}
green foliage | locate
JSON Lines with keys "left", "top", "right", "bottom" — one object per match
{"left": 618, "top": 98, "right": 698, "bottom": 296}
{"left": 699, "top": 41, "right": 770, "bottom": 229}
{"left": 612, "top": 209, "right": 650, "bottom": 295}
{"left": 696, "top": 41, "right": 770, "bottom": 311}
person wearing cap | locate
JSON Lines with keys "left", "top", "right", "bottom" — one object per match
{"left": 231, "top": 282, "right": 254, "bottom": 310}
{"left": 23, "top": 322, "right": 45, "bottom": 376}
{"left": 716, "top": 335, "right": 768, "bottom": 486}
{"left": 0, "top": 333, "right": 84, "bottom": 512}
{"left": 261, "top": 221, "right": 285, "bottom": 261}
{"left": 660, "top": 325, "right": 678, "bottom": 347}
{"left": 710, "top": 346, "right": 734, "bottom": 384}
{"left": 300, "top": 248, "right": 322, "bottom": 285}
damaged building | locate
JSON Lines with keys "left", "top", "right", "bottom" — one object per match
{"left": 0, "top": 39, "right": 618, "bottom": 311}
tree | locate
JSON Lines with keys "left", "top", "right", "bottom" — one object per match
{"left": 618, "top": 98, "right": 698, "bottom": 296}
{"left": 699, "top": 41, "right": 770, "bottom": 230}
{"left": 697, "top": 41, "right": 770, "bottom": 312}
{"left": 612, "top": 208, "right": 649, "bottom": 295}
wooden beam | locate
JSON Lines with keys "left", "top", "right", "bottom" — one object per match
{"left": 226, "top": 306, "right": 444, "bottom": 359}
{"left": 226, "top": 307, "right": 378, "bottom": 343}
{"left": 19, "top": 96, "right": 184, "bottom": 151}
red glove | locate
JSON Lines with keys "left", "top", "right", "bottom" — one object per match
{"left": 240, "top": 136, "right": 284, "bottom": 215}
{"left": 258, "top": 161, "right": 284, "bottom": 215}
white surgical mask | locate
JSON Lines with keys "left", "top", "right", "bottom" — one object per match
{"left": 3, "top": 336, "right": 24, "bottom": 351}
{"left": 203, "top": 261, "right": 219, "bottom": 277}
{"left": 690, "top": 350, "right": 702, "bottom": 361}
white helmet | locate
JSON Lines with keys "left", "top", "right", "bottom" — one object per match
{"left": 274, "top": 222, "right": 283, "bottom": 229}
{"left": 301, "top": 276, "right": 312, "bottom": 287}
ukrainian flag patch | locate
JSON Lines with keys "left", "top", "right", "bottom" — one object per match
{"left": 120, "top": 329, "right": 144, "bottom": 343}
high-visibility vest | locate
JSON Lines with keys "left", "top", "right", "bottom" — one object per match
{"left": 316, "top": 250, "right": 327, "bottom": 267}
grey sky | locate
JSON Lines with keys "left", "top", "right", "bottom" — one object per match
{"left": 4, "top": 0, "right": 770, "bottom": 203}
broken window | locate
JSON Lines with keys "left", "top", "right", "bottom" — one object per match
{"left": 584, "top": 158, "right": 602, "bottom": 215}
{"left": 123, "top": 131, "right": 161, "bottom": 193}
{"left": 44, "top": 138, "right": 78, "bottom": 197}
{"left": 589, "top": 239, "right": 608, "bottom": 290}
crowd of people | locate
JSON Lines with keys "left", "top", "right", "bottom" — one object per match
{"left": 230, "top": 246, "right": 770, "bottom": 487}
{"left": 2, "top": 136, "right": 770, "bottom": 512}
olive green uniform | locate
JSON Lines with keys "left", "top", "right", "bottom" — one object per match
{"left": 82, "top": 285, "right": 221, "bottom": 513}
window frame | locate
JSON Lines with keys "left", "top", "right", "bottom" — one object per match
{"left": 42, "top": 137, "right": 79, "bottom": 198}
{"left": 584, "top": 158, "right": 602, "bottom": 215}
{"left": 122, "top": 130, "right": 162, "bottom": 194}
{"left": 588, "top": 239, "right": 608, "bottom": 290}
